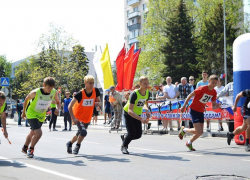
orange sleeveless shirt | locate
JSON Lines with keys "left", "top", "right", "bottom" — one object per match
{"left": 73, "top": 88, "right": 96, "bottom": 123}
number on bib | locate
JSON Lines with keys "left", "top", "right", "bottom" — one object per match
{"left": 136, "top": 99, "right": 146, "bottom": 107}
{"left": 36, "top": 100, "right": 52, "bottom": 110}
{"left": 82, "top": 99, "right": 94, "bottom": 106}
{"left": 199, "top": 93, "right": 212, "bottom": 104}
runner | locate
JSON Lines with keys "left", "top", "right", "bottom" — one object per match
{"left": 0, "top": 91, "right": 8, "bottom": 139}
{"left": 21, "top": 77, "right": 60, "bottom": 158}
{"left": 66, "top": 75, "right": 100, "bottom": 155}
{"left": 179, "top": 75, "right": 221, "bottom": 151}
{"left": 227, "top": 89, "right": 250, "bottom": 151}
{"left": 121, "top": 76, "right": 150, "bottom": 154}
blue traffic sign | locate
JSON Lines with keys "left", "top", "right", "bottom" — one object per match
{"left": 1, "top": 77, "right": 10, "bottom": 86}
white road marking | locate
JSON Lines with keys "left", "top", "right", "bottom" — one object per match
{"left": 175, "top": 153, "right": 203, "bottom": 157}
{"left": 241, "top": 159, "right": 250, "bottom": 162}
{"left": 0, "top": 156, "right": 85, "bottom": 180}
{"left": 129, "top": 147, "right": 168, "bottom": 153}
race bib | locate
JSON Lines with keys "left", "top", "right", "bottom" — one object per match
{"left": 199, "top": 93, "right": 213, "bottom": 104}
{"left": 36, "top": 100, "right": 52, "bottom": 110}
{"left": 136, "top": 99, "right": 146, "bottom": 107}
{"left": 82, "top": 99, "right": 94, "bottom": 106}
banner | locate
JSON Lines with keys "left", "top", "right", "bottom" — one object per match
{"left": 123, "top": 44, "right": 134, "bottom": 89}
{"left": 142, "top": 99, "right": 234, "bottom": 121}
{"left": 93, "top": 46, "right": 104, "bottom": 89}
{"left": 115, "top": 44, "right": 126, "bottom": 91}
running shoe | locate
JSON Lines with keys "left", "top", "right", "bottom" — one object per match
{"left": 121, "top": 146, "right": 129, "bottom": 154}
{"left": 170, "top": 128, "right": 174, "bottom": 131}
{"left": 179, "top": 126, "right": 186, "bottom": 140}
{"left": 177, "top": 127, "right": 181, "bottom": 131}
{"left": 206, "top": 127, "right": 211, "bottom": 132}
{"left": 73, "top": 145, "right": 80, "bottom": 155}
{"left": 66, "top": 141, "right": 72, "bottom": 154}
{"left": 218, "top": 127, "right": 224, "bottom": 131}
{"left": 27, "top": 149, "right": 34, "bottom": 158}
{"left": 53, "top": 128, "right": 58, "bottom": 131}
{"left": 186, "top": 142, "right": 195, "bottom": 151}
{"left": 22, "top": 147, "right": 28, "bottom": 154}
{"left": 103, "top": 122, "right": 106, "bottom": 125}
{"left": 147, "top": 123, "right": 151, "bottom": 130}
{"left": 227, "top": 132, "right": 234, "bottom": 145}
{"left": 245, "top": 145, "right": 250, "bottom": 152}
{"left": 62, "top": 129, "right": 67, "bottom": 131}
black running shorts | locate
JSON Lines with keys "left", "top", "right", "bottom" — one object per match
{"left": 28, "top": 118, "right": 43, "bottom": 131}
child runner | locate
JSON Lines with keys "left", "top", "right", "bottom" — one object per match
{"left": 21, "top": 77, "right": 60, "bottom": 158}
{"left": 66, "top": 75, "right": 100, "bottom": 155}
{"left": 0, "top": 91, "right": 8, "bottom": 139}
{"left": 121, "top": 76, "right": 150, "bottom": 154}
{"left": 227, "top": 89, "right": 250, "bottom": 151}
{"left": 179, "top": 75, "right": 221, "bottom": 151}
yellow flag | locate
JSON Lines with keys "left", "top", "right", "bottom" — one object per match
{"left": 100, "top": 44, "right": 114, "bottom": 89}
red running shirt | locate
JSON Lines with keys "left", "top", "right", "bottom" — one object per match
{"left": 190, "top": 85, "right": 217, "bottom": 113}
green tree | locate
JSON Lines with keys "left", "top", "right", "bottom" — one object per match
{"left": 196, "top": 3, "right": 238, "bottom": 81}
{"left": 68, "top": 45, "right": 89, "bottom": 92}
{"left": 0, "top": 55, "right": 11, "bottom": 78}
{"left": 160, "top": 0, "right": 198, "bottom": 83}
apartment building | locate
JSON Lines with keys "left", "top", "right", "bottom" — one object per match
{"left": 124, "top": 0, "right": 148, "bottom": 51}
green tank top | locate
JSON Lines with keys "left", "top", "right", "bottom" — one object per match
{"left": 124, "top": 89, "right": 149, "bottom": 115}
{"left": 27, "top": 88, "right": 56, "bottom": 122}
{"left": 50, "top": 97, "right": 56, "bottom": 108}
{"left": 0, "top": 102, "right": 6, "bottom": 113}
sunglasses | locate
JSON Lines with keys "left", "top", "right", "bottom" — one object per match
{"left": 159, "top": 86, "right": 162, "bottom": 87}
{"left": 189, "top": 79, "right": 194, "bottom": 81}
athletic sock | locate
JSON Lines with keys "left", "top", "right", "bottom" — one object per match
{"left": 23, "top": 145, "right": 28, "bottom": 149}
{"left": 230, "top": 132, "right": 235, "bottom": 138}
{"left": 30, "top": 147, "right": 34, "bottom": 150}
{"left": 245, "top": 139, "right": 249, "bottom": 146}
{"left": 69, "top": 141, "right": 73, "bottom": 146}
{"left": 188, "top": 140, "right": 192, "bottom": 145}
{"left": 183, "top": 128, "right": 187, "bottom": 133}
{"left": 76, "top": 143, "right": 81, "bottom": 147}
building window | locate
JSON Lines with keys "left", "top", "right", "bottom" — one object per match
{"left": 143, "top": 4, "right": 147, "bottom": 10}
{"left": 127, "top": 10, "right": 129, "bottom": 17}
{"left": 133, "top": 6, "right": 139, "bottom": 12}
{"left": 129, "top": 29, "right": 139, "bottom": 39}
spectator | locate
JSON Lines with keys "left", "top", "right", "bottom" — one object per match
{"left": 156, "top": 83, "right": 164, "bottom": 126}
{"left": 156, "top": 76, "right": 179, "bottom": 131}
{"left": 196, "top": 71, "right": 209, "bottom": 88}
{"left": 134, "top": 84, "right": 140, "bottom": 89}
{"left": 189, "top": 76, "right": 196, "bottom": 90}
{"left": 217, "top": 82, "right": 234, "bottom": 132}
{"left": 50, "top": 97, "right": 59, "bottom": 131}
{"left": 122, "top": 92, "right": 131, "bottom": 126}
{"left": 175, "top": 77, "right": 194, "bottom": 128}
{"left": 196, "top": 71, "right": 210, "bottom": 132}
{"left": 62, "top": 92, "right": 72, "bottom": 131}
{"left": 17, "top": 100, "right": 23, "bottom": 126}
{"left": 104, "top": 90, "right": 111, "bottom": 125}
{"left": 110, "top": 85, "right": 122, "bottom": 129}
{"left": 92, "top": 105, "right": 100, "bottom": 125}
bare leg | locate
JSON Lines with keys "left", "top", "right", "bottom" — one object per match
{"left": 24, "top": 130, "right": 35, "bottom": 146}
{"left": 77, "top": 135, "right": 85, "bottom": 144}
{"left": 70, "top": 135, "right": 78, "bottom": 144}
{"left": 233, "top": 121, "right": 247, "bottom": 135}
{"left": 30, "top": 129, "right": 42, "bottom": 148}
{"left": 104, "top": 113, "right": 107, "bottom": 123}
{"left": 186, "top": 123, "right": 204, "bottom": 143}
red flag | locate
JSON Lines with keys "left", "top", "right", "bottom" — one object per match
{"left": 115, "top": 44, "right": 126, "bottom": 91}
{"left": 129, "top": 48, "right": 141, "bottom": 89}
{"left": 123, "top": 44, "right": 134, "bottom": 89}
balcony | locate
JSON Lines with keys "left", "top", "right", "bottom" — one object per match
{"left": 128, "top": 23, "right": 141, "bottom": 31}
{"left": 128, "top": 11, "right": 141, "bottom": 19}
{"left": 127, "top": 0, "right": 141, "bottom": 7}
{"left": 129, "top": 37, "right": 139, "bottom": 44}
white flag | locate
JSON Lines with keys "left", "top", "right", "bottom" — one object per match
{"left": 93, "top": 46, "right": 104, "bottom": 90}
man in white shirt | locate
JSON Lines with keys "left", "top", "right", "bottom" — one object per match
{"left": 157, "top": 76, "right": 179, "bottom": 131}
{"left": 214, "top": 78, "right": 225, "bottom": 131}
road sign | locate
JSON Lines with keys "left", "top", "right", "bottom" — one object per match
{"left": 1, "top": 77, "right": 10, "bottom": 87}
{"left": 1, "top": 87, "right": 9, "bottom": 96}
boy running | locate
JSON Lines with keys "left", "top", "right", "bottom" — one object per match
{"left": 21, "top": 77, "right": 60, "bottom": 158}
{"left": 121, "top": 76, "right": 150, "bottom": 154}
{"left": 66, "top": 75, "right": 100, "bottom": 155}
{"left": 179, "top": 75, "right": 221, "bottom": 151}
{"left": 0, "top": 91, "right": 8, "bottom": 139}
{"left": 227, "top": 90, "right": 250, "bottom": 151}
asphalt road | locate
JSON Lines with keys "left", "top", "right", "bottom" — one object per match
{"left": 0, "top": 125, "right": 250, "bottom": 180}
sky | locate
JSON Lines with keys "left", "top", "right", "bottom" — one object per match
{"left": 0, "top": 0, "right": 125, "bottom": 64}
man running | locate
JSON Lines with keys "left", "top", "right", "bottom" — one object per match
{"left": 0, "top": 91, "right": 8, "bottom": 139}
{"left": 227, "top": 89, "right": 250, "bottom": 151}
{"left": 179, "top": 75, "right": 221, "bottom": 151}
{"left": 121, "top": 76, "right": 150, "bottom": 154}
{"left": 66, "top": 75, "right": 100, "bottom": 155}
{"left": 21, "top": 77, "right": 60, "bottom": 158}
